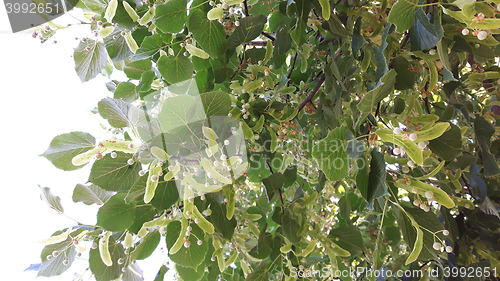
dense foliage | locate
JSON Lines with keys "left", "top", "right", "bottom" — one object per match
{"left": 30, "top": 0, "right": 500, "bottom": 280}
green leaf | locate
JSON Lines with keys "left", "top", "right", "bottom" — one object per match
{"left": 157, "top": 94, "right": 205, "bottom": 134}
{"left": 393, "top": 56, "right": 416, "bottom": 90}
{"left": 97, "top": 194, "right": 136, "bottom": 231}
{"left": 405, "top": 225, "right": 423, "bottom": 265}
{"left": 291, "top": 20, "right": 307, "bottom": 46}
{"left": 41, "top": 131, "right": 96, "bottom": 171}
{"left": 262, "top": 173, "right": 285, "bottom": 201}
{"left": 394, "top": 205, "right": 444, "bottom": 262}
{"left": 356, "top": 156, "right": 370, "bottom": 202}
{"left": 245, "top": 262, "right": 269, "bottom": 281}
{"left": 311, "top": 126, "right": 350, "bottom": 182}
{"left": 124, "top": 59, "right": 152, "bottom": 80}
{"left": 176, "top": 262, "right": 205, "bottom": 281}
{"left": 474, "top": 116, "right": 500, "bottom": 177}
{"left": 150, "top": 180, "right": 179, "bottom": 210}
{"left": 104, "top": 28, "right": 133, "bottom": 62}
{"left": 276, "top": 27, "right": 292, "bottom": 55}
{"left": 88, "top": 152, "right": 141, "bottom": 191}
{"left": 227, "top": 15, "right": 267, "bottom": 49}
{"left": 136, "top": 70, "right": 155, "bottom": 93}
{"left": 131, "top": 230, "right": 161, "bottom": 260}
{"left": 72, "top": 183, "right": 114, "bottom": 205}
{"left": 185, "top": 43, "right": 209, "bottom": 59}
{"left": 150, "top": 132, "right": 183, "bottom": 155}
{"left": 414, "top": 122, "right": 450, "bottom": 142}
{"left": 281, "top": 209, "right": 300, "bottom": 243}
{"left": 157, "top": 55, "right": 194, "bottom": 84}
{"left": 427, "top": 123, "right": 462, "bottom": 161}
{"left": 376, "top": 128, "right": 424, "bottom": 165}
{"left": 104, "top": 0, "right": 118, "bottom": 22}
{"left": 318, "top": 0, "right": 330, "bottom": 20}
{"left": 129, "top": 205, "right": 156, "bottom": 234}
{"left": 74, "top": 39, "right": 108, "bottom": 82}
{"left": 329, "top": 225, "right": 364, "bottom": 255}
{"left": 38, "top": 229, "right": 79, "bottom": 277}
{"left": 39, "top": 186, "right": 64, "bottom": 214}
{"left": 357, "top": 69, "right": 397, "bottom": 113}
{"left": 367, "top": 149, "right": 388, "bottom": 204}
{"left": 338, "top": 194, "right": 352, "bottom": 225}
{"left": 326, "top": 12, "right": 349, "bottom": 36}
{"left": 166, "top": 221, "right": 208, "bottom": 269}
{"left": 209, "top": 202, "right": 237, "bottom": 240}
{"left": 122, "top": 263, "right": 144, "bottom": 281}
{"left": 388, "top": 0, "right": 418, "bottom": 33}
{"left": 98, "top": 97, "right": 148, "bottom": 128}
{"left": 155, "top": 0, "right": 187, "bottom": 33}
{"left": 200, "top": 90, "right": 232, "bottom": 117}
{"left": 132, "top": 33, "right": 168, "bottom": 61}
{"left": 114, "top": 81, "right": 138, "bottom": 103}
{"left": 89, "top": 237, "right": 127, "bottom": 281}
{"left": 188, "top": 9, "right": 227, "bottom": 58}
{"left": 222, "top": 184, "right": 235, "bottom": 220}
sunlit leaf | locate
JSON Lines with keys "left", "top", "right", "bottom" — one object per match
{"left": 74, "top": 39, "right": 108, "bottom": 82}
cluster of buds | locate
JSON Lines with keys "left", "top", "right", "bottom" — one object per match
{"left": 276, "top": 121, "right": 300, "bottom": 142}
{"left": 461, "top": 13, "right": 491, "bottom": 41}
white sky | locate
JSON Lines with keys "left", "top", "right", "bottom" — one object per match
{"left": 0, "top": 3, "right": 170, "bottom": 280}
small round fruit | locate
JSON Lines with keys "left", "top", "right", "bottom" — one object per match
{"left": 445, "top": 246, "right": 453, "bottom": 253}
{"left": 425, "top": 190, "right": 434, "bottom": 199}
{"left": 409, "top": 133, "right": 418, "bottom": 141}
{"left": 477, "top": 30, "right": 488, "bottom": 41}
{"left": 418, "top": 141, "right": 426, "bottom": 149}
{"left": 433, "top": 242, "right": 442, "bottom": 251}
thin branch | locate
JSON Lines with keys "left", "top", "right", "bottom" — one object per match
{"left": 230, "top": 44, "right": 247, "bottom": 80}
{"left": 424, "top": 97, "right": 431, "bottom": 114}
{"left": 247, "top": 41, "right": 269, "bottom": 46}
{"left": 243, "top": 0, "right": 249, "bottom": 17}
{"left": 278, "top": 188, "right": 285, "bottom": 214}
{"left": 261, "top": 31, "right": 275, "bottom": 42}
{"left": 266, "top": 161, "right": 274, "bottom": 174}
{"left": 287, "top": 52, "right": 298, "bottom": 86}
{"left": 297, "top": 74, "right": 326, "bottom": 113}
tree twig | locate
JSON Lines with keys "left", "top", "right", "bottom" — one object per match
{"left": 261, "top": 31, "right": 275, "bottom": 42}
{"left": 286, "top": 52, "right": 298, "bottom": 86}
{"left": 297, "top": 74, "right": 326, "bottom": 113}
{"left": 230, "top": 44, "right": 247, "bottom": 80}
{"left": 247, "top": 41, "right": 269, "bottom": 46}
{"left": 243, "top": 0, "right": 249, "bottom": 16}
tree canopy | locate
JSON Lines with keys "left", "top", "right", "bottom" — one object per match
{"left": 30, "top": 0, "right": 500, "bottom": 280}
